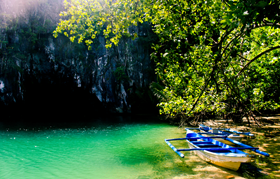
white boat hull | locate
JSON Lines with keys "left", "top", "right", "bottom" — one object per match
{"left": 186, "top": 141, "right": 251, "bottom": 171}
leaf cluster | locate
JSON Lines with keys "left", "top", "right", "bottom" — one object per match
{"left": 54, "top": 0, "right": 280, "bottom": 125}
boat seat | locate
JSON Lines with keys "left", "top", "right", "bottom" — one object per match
{"left": 196, "top": 144, "right": 221, "bottom": 148}
{"left": 193, "top": 143, "right": 233, "bottom": 153}
{"left": 209, "top": 149, "right": 232, "bottom": 153}
{"left": 192, "top": 141, "right": 213, "bottom": 144}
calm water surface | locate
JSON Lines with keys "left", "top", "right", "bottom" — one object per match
{"left": 0, "top": 117, "right": 243, "bottom": 179}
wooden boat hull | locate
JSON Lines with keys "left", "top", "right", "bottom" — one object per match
{"left": 186, "top": 141, "right": 250, "bottom": 171}
{"left": 185, "top": 129, "right": 252, "bottom": 171}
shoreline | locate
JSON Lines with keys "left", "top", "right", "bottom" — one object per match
{"left": 199, "top": 115, "right": 280, "bottom": 178}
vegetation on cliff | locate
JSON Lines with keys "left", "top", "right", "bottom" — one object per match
{"left": 55, "top": 0, "right": 280, "bottom": 125}
{"left": 1, "top": 0, "right": 159, "bottom": 118}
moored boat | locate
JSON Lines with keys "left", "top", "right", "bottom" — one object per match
{"left": 165, "top": 128, "right": 269, "bottom": 171}
{"left": 198, "top": 124, "right": 243, "bottom": 142}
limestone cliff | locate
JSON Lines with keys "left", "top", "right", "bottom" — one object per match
{"left": 0, "top": 0, "right": 157, "bottom": 120}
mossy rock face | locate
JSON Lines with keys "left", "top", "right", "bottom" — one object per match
{"left": 0, "top": 0, "right": 158, "bottom": 120}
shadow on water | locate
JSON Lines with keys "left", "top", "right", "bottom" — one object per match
{"left": 243, "top": 127, "right": 280, "bottom": 179}
{"left": 113, "top": 144, "right": 211, "bottom": 178}
{"left": 222, "top": 124, "right": 280, "bottom": 179}
{"left": 0, "top": 114, "right": 163, "bottom": 131}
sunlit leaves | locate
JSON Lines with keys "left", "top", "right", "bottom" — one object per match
{"left": 54, "top": 0, "right": 146, "bottom": 48}
{"left": 150, "top": 0, "right": 280, "bottom": 122}
{"left": 53, "top": 0, "right": 280, "bottom": 123}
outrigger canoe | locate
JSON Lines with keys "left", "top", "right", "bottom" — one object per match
{"left": 198, "top": 124, "right": 253, "bottom": 142}
{"left": 165, "top": 128, "right": 269, "bottom": 171}
{"left": 199, "top": 124, "right": 254, "bottom": 136}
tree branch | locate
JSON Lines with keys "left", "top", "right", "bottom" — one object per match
{"left": 221, "top": 31, "right": 244, "bottom": 56}
{"left": 222, "top": 22, "right": 279, "bottom": 57}
{"left": 179, "top": 68, "right": 214, "bottom": 127}
{"left": 236, "top": 46, "right": 280, "bottom": 77}
{"left": 237, "top": 54, "right": 249, "bottom": 61}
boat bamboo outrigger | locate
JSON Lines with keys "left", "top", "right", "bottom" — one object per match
{"left": 165, "top": 128, "right": 269, "bottom": 171}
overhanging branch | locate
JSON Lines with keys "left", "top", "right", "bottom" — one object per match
{"left": 237, "top": 54, "right": 249, "bottom": 61}
{"left": 235, "top": 46, "right": 280, "bottom": 78}
{"left": 179, "top": 68, "right": 214, "bottom": 127}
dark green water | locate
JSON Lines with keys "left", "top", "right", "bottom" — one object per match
{"left": 0, "top": 117, "right": 242, "bottom": 179}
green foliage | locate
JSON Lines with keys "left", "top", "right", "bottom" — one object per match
{"left": 149, "top": 82, "right": 167, "bottom": 102}
{"left": 54, "top": 0, "right": 280, "bottom": 125}
{"left": 151, "top": 0, "right": 280, "bottom": 125}
{"left": 113, "top": 66, "right": 129, "bottom": 82}
{"left": 53, "top": 0, "right": 147, "bottom": 48}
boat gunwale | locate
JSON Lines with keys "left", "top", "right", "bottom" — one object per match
{"left": 185, "top": 128, "right": 251, "bottom": 159}
{"left": 186, "top": 140, "right": 251, "bottom": 160}
{"left": 198, "top": 124, "right": 253, "bottom": 137}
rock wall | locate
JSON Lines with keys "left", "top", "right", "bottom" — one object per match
{"left": 0, "top": 0, "right": 157, "bottom": 120}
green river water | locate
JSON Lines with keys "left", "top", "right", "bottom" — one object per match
{"left": 0, "top": 116, "right": 244, "bottom": 179}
